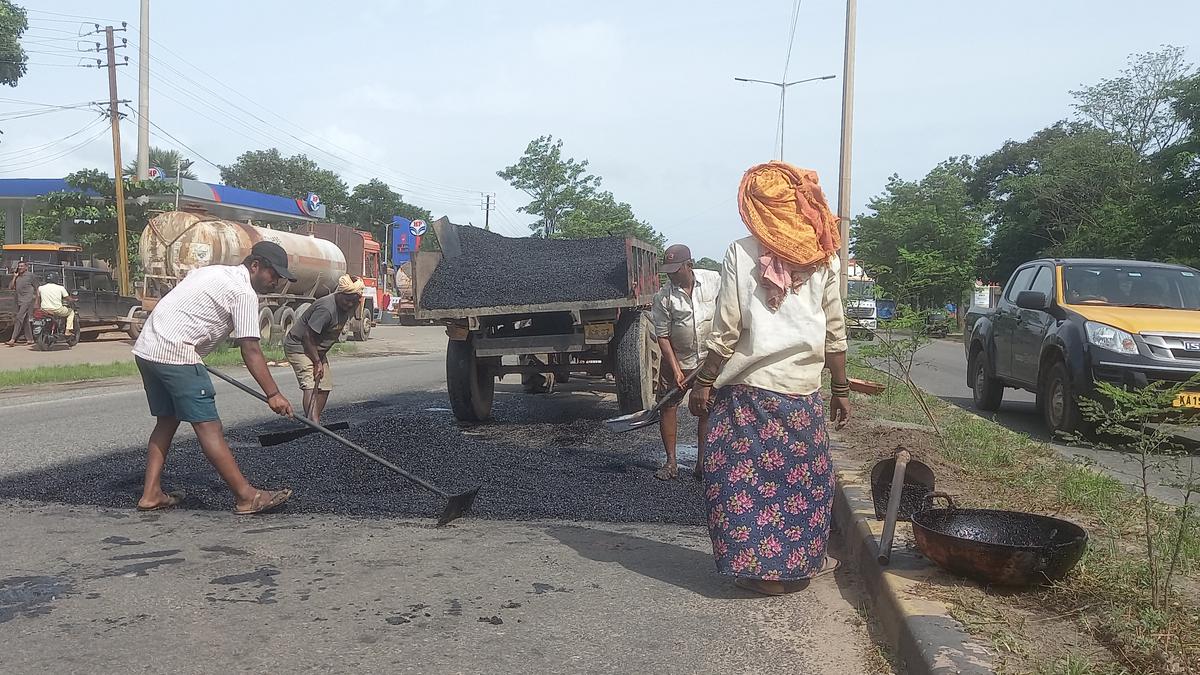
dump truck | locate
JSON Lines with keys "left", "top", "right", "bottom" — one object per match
{"left": 412, "top": 218, "right": 662, "bottom": 423}
{"left": 137, "top": 211, "right": 376, "bottom": 343}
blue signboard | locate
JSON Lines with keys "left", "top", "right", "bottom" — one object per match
{"left": 392, "top": 216, "right": 414, "bottom": 266}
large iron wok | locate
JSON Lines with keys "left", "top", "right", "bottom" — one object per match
{"left": 911, "top": 492, "right": 1088, "bottom": 586}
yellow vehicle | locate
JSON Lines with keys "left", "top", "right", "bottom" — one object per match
{"left": 1, "top": 241, "right": 84, "bottom": 269}
{"left": 965, "top": 258, "right": 1200, "bottom": 436}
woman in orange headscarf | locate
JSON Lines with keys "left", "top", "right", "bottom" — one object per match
{"left": 688, "top": 162, "right": 851, "bottom": 596}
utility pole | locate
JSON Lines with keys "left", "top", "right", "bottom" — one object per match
{"left": 481, "top": 193, "right": 495, "bottom": 231}
{"left": 104, "top": 25, "right": 132, "bottom": 297}
{"left": 836, "top": 0, "right": 857, "bottom": 299}
{"left": 734, "top": 75, "right": 836, "bottom": 160}
{"left": 136, "top": 0, "right": 150, "bottom": 181}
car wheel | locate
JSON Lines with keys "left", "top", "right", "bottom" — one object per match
{"left": 969, "top": 350, "right": 1003, "bottom": 411}
{"left": 1041, "top": 361, "right": 1084, "bottom": 438}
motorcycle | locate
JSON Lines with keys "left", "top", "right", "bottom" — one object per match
{"left": 31, "top": 301, "right": 79, "bottom": 351}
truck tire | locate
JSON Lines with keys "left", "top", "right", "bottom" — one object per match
{"left": 447, "top": 336, "right": 494, "bottom": 423}
{"left": 353, "top": 314, "right": 372, "bottom": 341}
{"left": 258, "top": 307, "right": 274, "bottom": 344}
{"left": 969, "top": 349, "right": 1003, "bottom": 411}
{"left": 126, "top": 308, "right": 148, "bottom": 340}
{"left": 1041, "top": 360, "right": 1086, "bottom": 438}
{"left": 612, "top": 310, "right": 656, "bottom": 414}
{"left": 275, "top": 307, "right": 297, "bottom": 342}
{"left": 295, "top": 302, "right": 313, "bottom": 321}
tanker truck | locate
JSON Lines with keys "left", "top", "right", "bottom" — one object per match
{"left": 134, "top": 211, "right": 375, "bottom": 344}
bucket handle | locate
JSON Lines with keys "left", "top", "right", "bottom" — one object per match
{"left": 921, "top": 491, "right": 958, "bottom": 511}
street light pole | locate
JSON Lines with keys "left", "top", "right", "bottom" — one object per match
{"left": 837, "top": 0, "right": 858, "bottom": 298}
{"left": 734, "top": 74, "right": 836, "bottom": 160}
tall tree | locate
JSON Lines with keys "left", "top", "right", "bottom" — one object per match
{"left": 971, "top": 123, "right": 1148, "bottom": 281}
{"left": 1143, "top": 73, "right": 1200, "bottom": 268}
{"left": 34, "top": 170, "right": 176, "bottom": 275}
{"left": 853, "top": 158, "right": 984, "bottom": 307}
{"left": 497, "top": 135, "right": 600, "bottom": 238}
{"left": 347, "top": 178, "right": 432, "bottom": 245}
{"left": 1071, "top": 45, "right": 1195, "bottom": 156}
{"left": 220, "top": 148, "right": 350, "bottom": 220}
{"left": 0, "top": 1, "right": 27, "bottom": 88}
{"left": 125, "top": 147, "right": 198, "bottom": 180}
{"left": 557, "top": 190, "right": 664, "bottom": 249}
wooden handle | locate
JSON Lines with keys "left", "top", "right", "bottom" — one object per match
{"left": 877, "top": 449, "right": 911, "bottom": 565}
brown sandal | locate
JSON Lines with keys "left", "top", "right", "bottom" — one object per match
{"left": 233, "top": 488, "right": 293, "bottom": 515}
{"left": 653, "top": 465, "right": 678, "bottom": 481}
{"left": 137, "top": 490, "right": 186, "bottom": 512}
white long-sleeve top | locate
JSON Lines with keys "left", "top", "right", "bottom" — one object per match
{"left": 705, "top": 236, "right": 848, "bottom": 395}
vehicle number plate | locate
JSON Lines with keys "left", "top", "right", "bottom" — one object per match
{"left": 585, "top": 322, "right": 615, "bottom": 342}
{"left": 1174, "top": 392, "right": 1200, "bottom": 409}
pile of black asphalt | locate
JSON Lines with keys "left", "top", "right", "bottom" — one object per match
{"left": 419, "top": 226, "right": 633, "bottom": 310}
{"left": 0, "top": 384, "right": 706, "bottom": 526}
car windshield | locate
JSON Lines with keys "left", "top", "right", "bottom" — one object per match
{"left": 1062, "top": 264, "right": 1200, "bottom": 310}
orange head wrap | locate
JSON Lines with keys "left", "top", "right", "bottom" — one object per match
{"left": 738, "top": 162, "right": 841, "bottom": 310}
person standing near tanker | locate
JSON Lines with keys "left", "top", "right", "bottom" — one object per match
{"left": 5, "top": 260, "right": 37, "bottom": 346}
{"left": 131, "top": 240, "right": 297, "bottom": 515}
{"left": 650, "top": 244, "right": 721, "bottom": 481}
{"left": 689, "top": 162, "right": 851, "bottom": 596}
{"left": 283, "top": 274, "right": 363, "bottom": 424}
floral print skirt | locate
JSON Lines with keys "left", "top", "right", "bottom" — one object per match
{"left": 702, "top": 384, "right": 833, "bottom": 581}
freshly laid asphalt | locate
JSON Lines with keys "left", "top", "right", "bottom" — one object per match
{"left": 0, "top": 327, "right": 882, "bottom": 674}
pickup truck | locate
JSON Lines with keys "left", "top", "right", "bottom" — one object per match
{"left": 964, "top": 258, "right": 1200, "bottom": 436}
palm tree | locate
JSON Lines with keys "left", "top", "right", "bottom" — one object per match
{"left": 125, "top": 147, "right": 198, "bottom": 180}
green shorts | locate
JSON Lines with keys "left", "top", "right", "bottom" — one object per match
{"left": 135, "top": 357, "right": 219, "bottom": 423}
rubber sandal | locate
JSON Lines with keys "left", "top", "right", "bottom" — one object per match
{"left": 734, "top": 578, "right": 788, "bottom": 596}
{"left": 233, "top": 488, "right": 293, "bottom": 515}
{"left": 806, "top": 556, "right": 841, "bottom": 580}
{"left": 653, "top": 466, "right": 678, "bottom": 481}
{"left": 137, "top": 490, "right": 186, "bottom": 512}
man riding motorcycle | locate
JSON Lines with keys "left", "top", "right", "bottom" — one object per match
{"left": 36, "top": 272, "right": 76, "bottom": 338}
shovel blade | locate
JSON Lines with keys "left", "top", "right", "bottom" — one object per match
{"left": 258, "top": 421, "right": 350, "bottom": 447}
{"left": 437, "top": 485, "right": 481, "bottom": 526}
{"left": 603, "top": 409, "right": 661, "bottom": 433}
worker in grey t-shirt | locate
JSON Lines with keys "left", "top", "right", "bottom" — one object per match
{"left": 284, "top": 274, "right": 363, "bottom": 423}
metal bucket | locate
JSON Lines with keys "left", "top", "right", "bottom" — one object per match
{"left": 870, "top": 453, "right": 936, "bottom": 521}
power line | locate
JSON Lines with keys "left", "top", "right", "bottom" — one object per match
{"left": 119, "top": 61, "right": 480, "bottom": 209}
{"left": 132, "top": 31, "right": 487, "bottom": 199}
{"left": 121, "top": 103, "right": 221, "bottom": 172}
{"left": 0, "top": 123, "right": 110, "bottom": 174}
{"left": 24, "top": 8, "right": 120, "bottom": 23}
{"left": 0, "top": 118, "right": 107, "bottom": 158}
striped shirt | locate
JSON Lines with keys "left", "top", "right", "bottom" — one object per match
{"left": 132, "top": 264, "right": 261, "bottom": 365}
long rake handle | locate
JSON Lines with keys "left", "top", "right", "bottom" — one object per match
{"left": 206, "top": 366, "right": 451, "bottom": 499}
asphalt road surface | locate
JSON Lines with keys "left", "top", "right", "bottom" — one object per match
{"left": 0, "top": 328, "right": 880, "bottom": 674}
{"left": 902, "top": 338, "right": 1199, "bottom": 505}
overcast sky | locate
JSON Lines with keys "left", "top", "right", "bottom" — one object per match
{"left": 5, "top": 1, "right": 1199, "bottom": 260}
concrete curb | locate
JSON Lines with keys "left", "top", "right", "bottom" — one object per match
{"left": 830, "top": 444, "right": 995, "bottom": 675}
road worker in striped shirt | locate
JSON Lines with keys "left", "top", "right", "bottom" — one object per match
{"left": 131, "top": 240, "right": 297, "bottom": 515}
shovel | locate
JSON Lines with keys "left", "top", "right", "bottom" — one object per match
{"left": 207, "top": 366, "right": 480, "bottom": 526}
{"left": 604, "top": 370, "right": 700, "bottom": 433}
{"left": 257, "top": 369, "right": 349, "bottom": 446}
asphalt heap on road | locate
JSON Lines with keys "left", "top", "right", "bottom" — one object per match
{"left": 0, "top": 384, "right": 705, "bottom": 525}
{"left": 419, "top": 226, "right": 633, "bottom": 310}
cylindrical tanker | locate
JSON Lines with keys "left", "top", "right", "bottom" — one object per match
{"left": 140, "top": 211, "right": 347, "bottom": 299}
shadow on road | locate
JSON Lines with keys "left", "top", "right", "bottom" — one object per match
{"left": 545, "top": 525, "right": 746, "bottom": 599}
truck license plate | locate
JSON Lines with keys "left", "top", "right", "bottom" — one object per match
{"left": 1174, "top": 392, "right": 1200, "bottom": 409}
{"left": 585, "top": 322, "right": 615, "bottom": 342}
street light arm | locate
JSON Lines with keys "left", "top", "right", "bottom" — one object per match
{"left": 784, "top": 74, "right": 837, "bottom": 86}
{"left": 734, "top": 77, "right": 784, "bottom": 87}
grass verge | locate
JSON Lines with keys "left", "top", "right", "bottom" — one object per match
{"left": 0, "top": 342, "right": 353, "bottom": 391}
{"left": 843, "top": 360, "right": 1200, "bottom": 674}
